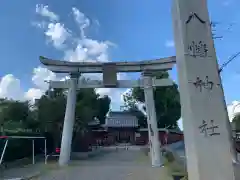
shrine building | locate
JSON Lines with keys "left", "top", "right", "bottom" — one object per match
{"left": 88, "top": 111, "right": 184, "bottom": 146}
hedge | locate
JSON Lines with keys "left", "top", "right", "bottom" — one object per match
{"left": 0, "top": 131, "right": 92, "bottom": 163}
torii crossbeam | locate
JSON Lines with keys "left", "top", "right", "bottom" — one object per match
{"left": 40, "top": 56, "right": 176, "bottom": 73}
{"left": 49, "top": 78, "right": 174, "bottom": 89}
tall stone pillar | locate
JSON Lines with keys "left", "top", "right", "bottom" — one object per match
{"left": 172, "top": 0, "right": 236, "bottom": 179}
{"left": 59, "top": 74, "right": 78, "bottom": 166}
{"left": 142, "top": 75, "right": 162, "bottom": 167}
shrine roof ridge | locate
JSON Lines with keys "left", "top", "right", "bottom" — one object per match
{"left": 107, "top": 111, "right": 137, "bottom": 116}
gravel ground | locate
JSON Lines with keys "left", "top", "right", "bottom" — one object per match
{"left": 3, "top": 145, "right": 240, "bottom": 180}
{"left": 34, "top": 149, "right": 171, "bottom": 180}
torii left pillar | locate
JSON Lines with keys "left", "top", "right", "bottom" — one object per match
{"left": 142, "top": 74, "right": 162, "bottom": 167}
{"left": 59, "top": 74, "right": 78, "bottom": 166}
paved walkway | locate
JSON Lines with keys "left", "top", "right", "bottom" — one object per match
{"left": 1, "top": 148, "right": 172, "bottom": 180}
{"left": 38, "top": 149, "right": 172, "bottom": 180}
{"left": 1, "top": 162, "right": 44, "bottom": 180}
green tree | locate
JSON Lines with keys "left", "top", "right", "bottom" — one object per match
{"left": 75, "top": 89, "right": 99, "bottom": 132}
{"left": 73, "top": 89, "right": 111, "bottom": 138}
{"left": 35, "top": 90, "right": 66, "bottom": 147}
{"left": 123, "top": 71, "right": 181, "bottom": 129}
{"left": 0, "top": 99, "right": 34, "bottom": 134}
{"left": 96, "top": 95, "right": 111, "bottom": 124}
{"left": 35, "top": 87, "right": 111, "bottom": 148}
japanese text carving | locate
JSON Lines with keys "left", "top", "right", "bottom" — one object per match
{"left": 186, "top": 12, "right": 206, "bottom": 24}
{"left": 189, "top": 76, "right": 220, "bottom": 92}
{"left": 188, "top": 41, "right": 208, "bottom": 58}
{"left": 199, "top": 119, "right": 220, "bottom": 137}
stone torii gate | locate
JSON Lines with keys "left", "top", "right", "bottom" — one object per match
{"left": 40, "top": 55, "right": 176, "bottom": 167}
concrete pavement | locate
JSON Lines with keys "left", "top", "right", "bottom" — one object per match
{"left": 38, "top": 149, "right": 171, "bottom": 180}
{"left": 12, "top": 148, "right": 169, "bottom": 180}
{"left": 1, "top": 147, "right": 172, "bottom": 180}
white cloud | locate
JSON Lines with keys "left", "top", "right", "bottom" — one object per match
{"left": 0, "top": 70, "right": 56, "bottom": 103}
{"left": 45, "top": 23, "right": 70, "bottom": 48}
{"left": 72, "top": 7, "right": 90, "bottom": 38}
{"left": 0, "top": 68, "right": 58, "bottom": 103}
{"left": 64, "top": 39, "right": 113, "bottom": 62}
{"left": 82, "top": 39, "right": 108, "bottom": 56}
{"left": 32, "top": 66, "right": 57, "bottom": 90}
{"left": 96, "top": 53, "right": 108, "bottom": 62}
{"left": 64, "top": 44, "right": 88, "bottom": 62}
{"left": 0, "top": 74, "right": 24, "bottom": 101}
{"left": 165, "top": 40, "right": 175, "bottom": 48}
{"left": 35, "top": 5, "right": 70, "bottom": 49}
{"left": 35, "top": 6, "right": 113, "bottom": 62}
{"left": 33, "top": 5, "right": 123, "bottom": 107}
{"left": 35, "top": 5, "right": 114, "bottom": 62}
{"left": 36, "top": 4, "right": 59, "bottom": 21}
{"left": 0, "top": 72, "right": 56, "bottom": 103}
{"left": 0, "top": 75, "right": 44, "bottom": 102}
{"left": 25, "top": 88, "right": 44, "bottom": 102}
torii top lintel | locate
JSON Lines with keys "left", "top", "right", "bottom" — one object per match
{"left": 39, "top": 56, "right": 176, "bottom": 73}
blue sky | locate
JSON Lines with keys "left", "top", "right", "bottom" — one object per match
{"left": 0, "top": 0, "right": 240, "bottom": 128}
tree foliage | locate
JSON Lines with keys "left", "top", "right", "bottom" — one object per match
{"left": 123, "top": 71, "right": 181, "bottom": 129}
{"left": 34, "top": 90, "right": 66, "bottom": 146}
{"left": 0, "top": 99, "right": 33, "bottom": 133}
{"left": 96, "top": 95, "right": 111, "bottom": 124}
{"left": 0, "top": 83, "right": 111, "bottom": 156}
{"left": 34, "top": 87, "right": 111, "bottom": 147}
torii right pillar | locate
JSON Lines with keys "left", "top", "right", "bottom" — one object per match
{"left": 172, "top": 0, "right": 237, "bottom": 180}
